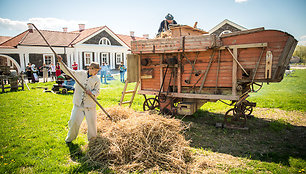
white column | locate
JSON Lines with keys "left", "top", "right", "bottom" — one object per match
{"left": 19, "top": 53, "right": 25, "bottom": 71}
{"left": 78, "top": 51, "right": 82, "bottom": 70}
{"left": 98, "top": 52, "right": 101, "bottom": 65}
{"left": 111, "top": 52, "right": 115, "bottom": 69}
{"left": 124, "top": 52, "right": 127, "bottom": 65}
{"left": 95, "top": 52, "right": 98, "bottom": 63}
{"left": 25, "top": 54, "right": 29, "bottom": 65}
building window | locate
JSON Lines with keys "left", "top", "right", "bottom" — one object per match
{"left": 116, "top": 53, "right": 122, "bottom": 64}
{"left": 219, "top": 30, "right": 232, "bottom": 37}
{"left": 85, "top": 52, "right": 92, "bottom": 65}
{"left": 99, "top": 37, "right": 111, "bottom": 45}
{"left": 43, "top": 54, "right": 53, "bottom": 65}
{"left": 101, "top": 53, "right": 108, "bottom": 64}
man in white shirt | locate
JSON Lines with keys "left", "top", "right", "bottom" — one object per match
{"left": 50, "top": 63, "right": 56, "bottom": 81}
{"left": 58, "top": 56, "right": 101, "bottom": 143}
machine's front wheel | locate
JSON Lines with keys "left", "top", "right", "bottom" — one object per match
{"left": 224, "top": 108, "right": 247, "bottom": 128}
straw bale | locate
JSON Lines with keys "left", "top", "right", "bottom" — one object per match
{"left": 85, "top": 106, "right": 192, "bottom": 173}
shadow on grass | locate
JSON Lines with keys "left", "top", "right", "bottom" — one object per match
{"left": 66, "top": 142, "right": 112, "bottom": 173}
{"left": 178, "top": 109, "right": 306, "bottom": 166}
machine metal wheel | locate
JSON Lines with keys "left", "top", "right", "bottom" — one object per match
{"left": 251, "top": 82, "right": 263, "bottom": 92}
{"left": 224, "top": 108, "right": 247, "bottom": 128}
{"left": 62, "top": 88, "right": 67, "bottom": 94}
{"left": 240, "top": 100, "right": 256, "bottom": 116}
{"left": 143, "top": 98, "right": 160, "bottom": 111}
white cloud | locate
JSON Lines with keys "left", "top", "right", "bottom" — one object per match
{"left": 235, "top": 0, "right": 248, "bottom": 3}
{"left": 0, "top": 17, "right": 87, "bottom": 36}
{"left": 298, "top": 35, "right": 306, "bottom": 46}
{"left": 28, "top": 18, "right": 87, "bottom": 31}
{"left": 0, "top": 18, "right": 27, "bottom": 32}
{"left": 300, "top": 35, "right": 306, "bottom": 40}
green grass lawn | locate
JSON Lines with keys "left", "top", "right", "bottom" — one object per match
{"left": 0, "top": 70, "right": 305, "bottom": 173}
{"left": 249, "top": 69, "right": 306, "bottom": 112}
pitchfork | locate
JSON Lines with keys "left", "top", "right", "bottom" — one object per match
{"left": 27, "top": 23, "right": 112, "bottom": 121}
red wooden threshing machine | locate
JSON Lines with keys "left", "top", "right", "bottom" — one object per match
{"left": 123, "top": 25, "right": 297, "bottom": 128}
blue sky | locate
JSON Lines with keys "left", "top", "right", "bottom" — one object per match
{"left": 0, "top": 0, "right": 305, "bottom": 45}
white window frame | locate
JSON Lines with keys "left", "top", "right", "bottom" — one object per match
{"left": 43, "top": 54, "right": 54, "bottom": 65}
{"left": 101, "top": 53, "right": 108, "bottom": 64}
{"left": 99, "top": 37, "right": 111, "bottom": 46}
{"left": 84, "top": 52, "right": 92, "bottom": 66}
{"left": 116, "top": 53, "right": 122, "bottom": 65}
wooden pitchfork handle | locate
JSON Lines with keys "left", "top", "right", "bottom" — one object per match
{"left": 29, "top": 23, "right": 112, "bottom": 121}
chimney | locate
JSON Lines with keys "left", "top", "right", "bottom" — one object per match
{"left": 63, "top": 27, "right": 68, "bottom": 32}
{"left": 143, "top": 34, "right": 149, "bottom": 39}
{"left": 130, "top": 31, "right": 135, "bottom": 37}
{"left": 78, "top": 24, "right": 85, "bottom": 32}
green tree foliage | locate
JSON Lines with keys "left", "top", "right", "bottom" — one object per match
{"left": 293, "top": 45, "right": 306, "bottom": 64}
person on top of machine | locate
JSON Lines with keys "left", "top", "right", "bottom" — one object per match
{"left": 157, "top": 13, "right": 177, "bottom": 37}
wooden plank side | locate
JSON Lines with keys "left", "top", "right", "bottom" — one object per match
{"left": 131, "top": 35, "right": 217, "bottom": 53}
{"left": 127, "top": 54, "right": 139, "bottom": 83}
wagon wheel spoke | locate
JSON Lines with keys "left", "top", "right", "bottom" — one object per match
{"left": 143, "top": 98, "right": 160, "bottom": 111}
{"left": 244, "top": 105, "right": 253, "bottom": 116}
{"left": 224, "top": 108, "right": 247, "bottom": 128}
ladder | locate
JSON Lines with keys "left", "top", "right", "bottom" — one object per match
{"left": 119, "top": 79, "right": 140, "bottom": 108}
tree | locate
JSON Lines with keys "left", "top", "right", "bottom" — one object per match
{"left": 293, "top": 45, "right": 306, "bottom": 64}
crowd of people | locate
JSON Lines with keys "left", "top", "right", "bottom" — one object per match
{"left": 25, "top": 63, "right": 56, "bottom": 83}
{"left": 24, "top": 61, "right": 126, "bottom": 84}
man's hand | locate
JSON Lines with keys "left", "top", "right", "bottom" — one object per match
{"left": 57, "top": 55, "right": 62, "bottom": 62}
{"left": 86, "top": 90, "right": 93, "bottom": 96}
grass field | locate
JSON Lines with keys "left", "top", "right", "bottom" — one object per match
{"left": 0, "top": 69, "right": 305, "bottom": 173}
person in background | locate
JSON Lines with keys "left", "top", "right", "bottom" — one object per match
{"left": 42, "top": 63, "right": 49, "bottom": 83}
{"left": 56, "top": 62, "right": 61, "bottom": 77}
{"left": 100, "top": 62, "right": 108, "bottom": 84}
{"left": 157, "top": 13, "right": 177, "bottom": 36}
{"left": 119, "top": 61, "right": 126, "bottom": 83}
{"left": 72, "top": 61, "right": 78, "bottom": 70}
{"left": 31, "top": 64, "right": 39, "bottom": 83}
{"left": 50, "top": 63, "right": 56, "bottom": 81}
{"left": 57, "top": 56, "right": 101, "bottom": 143}
{"left": 26, "top": 63, "right": 32, "bottom": 83}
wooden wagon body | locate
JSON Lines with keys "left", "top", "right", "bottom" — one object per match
{"left": 126, "top": 27, "right": 297, "bottom": 126}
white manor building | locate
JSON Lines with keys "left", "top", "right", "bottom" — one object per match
{"left": 0, "top": 24, "right": 146, "bottom": 73}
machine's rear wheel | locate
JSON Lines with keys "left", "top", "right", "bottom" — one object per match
{"left": 143, "top": 98, "right": 160, "bottom": 111}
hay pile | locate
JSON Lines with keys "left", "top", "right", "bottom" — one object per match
{"left": 84, "top": 106, "right": 191, "bottom": 173}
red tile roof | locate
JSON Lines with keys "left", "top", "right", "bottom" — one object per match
{"left": 116, "top": 34, "right": 146, "bottom": 47}
{"left": 19, "top": 30, "right": 79, "bottom": 47}
{"left": 0, "top": 31, "right": 28, "bottom": 47}
{"left": 0, "top": 36, "right": 12, "bottom": 44}
{"left": 0, "top": 26, "right": 146, "bottom": 48}
{"left": 70, "top": 26, "right": 106, "bottom": 45}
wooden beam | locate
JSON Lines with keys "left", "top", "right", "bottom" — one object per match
{"left": 219, "top": 43, "right": 267, "bottom": 50}
{"left": 232, "top": 48, "right": 238, "bottom": 96}
{"left": 138, "top": 90, "right": 239, "bottom": 101}
{"left": 227, "top": 47, "right": 249, "bottom": 76}
{"left": 220, "top": 27, "right": 265, "bottom": 38}
{"left": 138, "top": 53, "right": 142, "bottom": 90}
{"left": 160, "top": 54, "right": 163, "bottom": 91}
{"left": 178, "top": 53, "right": 182, "bottom": 93}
